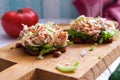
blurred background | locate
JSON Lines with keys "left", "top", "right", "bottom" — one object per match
{"left": 0, "top": 0, "right": 79, "bottom": 19}
{"left": 0, "top": 0, "right": 119, "bottom": 21}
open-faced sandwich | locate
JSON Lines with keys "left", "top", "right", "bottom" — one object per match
{"left": 68, "top": 15, "right": 119, "bottom": 44}
{"left": 16, "top": 22, "right": 71, "bottom": 59}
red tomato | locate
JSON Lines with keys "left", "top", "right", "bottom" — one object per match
{"left": 1, "top": 8, "right": 39, "bottom": 37}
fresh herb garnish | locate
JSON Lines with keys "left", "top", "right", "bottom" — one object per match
{"left": 67, "top": 41, "right": 73, "bottom": 46}
{"left": 77, "top": 16, "right": 83, "bottom": 21}
{"left": 89, "top": 46, "right": 94, "bottom": 51}
{"left": 99, "top": 38, "right": 103, "bottom": 44}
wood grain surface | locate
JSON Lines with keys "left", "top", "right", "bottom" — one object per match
{"left": 0, "top": 32, "right": 120, "bottom": 80}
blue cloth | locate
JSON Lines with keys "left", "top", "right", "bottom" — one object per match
{"left": 0, "top": 0, "right": 79, "bottom": 18}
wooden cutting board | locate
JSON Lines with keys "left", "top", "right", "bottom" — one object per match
{"left": 0, "top": 33, "right": 120, "bottom": 80}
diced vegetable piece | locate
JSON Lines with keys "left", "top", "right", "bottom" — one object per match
{"left": 56, "top": 62, "right": 80, "bottom": 72}
{"left": 89, "top": 46, "right": 94, "bottom": 51}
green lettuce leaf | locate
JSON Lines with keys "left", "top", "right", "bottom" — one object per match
{"left": 99, "top": 30, "right": 118, "bottom": 44}
{"left": 38, "top": 44, "right": 56, "bottom": 59}
{"left": 68, "top": 29, "right": 91, "bottom": 39}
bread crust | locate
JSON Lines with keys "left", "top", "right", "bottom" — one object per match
{"left": 69, "top": 37, "right": 113, "bottom": 44}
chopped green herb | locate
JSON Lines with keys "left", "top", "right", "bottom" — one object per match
{"left": 99, "top": 38, "right": 103, "bottom": 44}
{"left": 28, "top": 32, "right": 32, "bottom": 36}
{"left": 56, "top": 62, "right": 80, "bottom": 73}
{"left": 89, "top": 46, "right": 94, "bottom": 51}
{"left": 67, "top": 41, "right": 73, "bottom": 46}
{"left": 77, "top": 17, "right": 83, "bottom": 21}
{"left": 98, "top": 56, "right": 102, "bottom": 59}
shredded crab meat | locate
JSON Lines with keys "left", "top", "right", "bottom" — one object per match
{"left": 19, "top": 22, "right": 68, "bottom": 47}
{"left": 71, "top": 15, "right": 118, "bottom": 37}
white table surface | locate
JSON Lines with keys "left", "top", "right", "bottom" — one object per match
{"left": 0, "top": 19, "right": 119, "bottom": 80}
